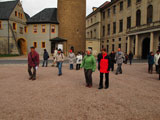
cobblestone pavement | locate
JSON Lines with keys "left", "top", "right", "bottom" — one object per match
{"left": 0, "top": 63, "right": 159, "bottom": 120}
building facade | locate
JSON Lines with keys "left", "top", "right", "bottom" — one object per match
{"left": 101, "top": 0, "right": 160, "bottom": 59}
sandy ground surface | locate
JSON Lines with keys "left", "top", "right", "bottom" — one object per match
{"left": 0, "top": 63, "right": 160, "bottom": 120}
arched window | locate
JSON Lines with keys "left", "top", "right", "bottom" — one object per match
{"left": 136, "top": 10, "right": 141, "bottom": 26}
{"left": 147, "top": 5, "right": 153, "bottom": 24}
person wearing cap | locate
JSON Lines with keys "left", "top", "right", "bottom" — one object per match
{"left": 55, "top": 49, "right": 65, "bottom": 76}
{"left": 81, "top": 49, "right": 96, "bottom": 88}
{"left": 28, "top": 46, "right": 40, "bottom": 80}
{"left": 68, "top": 49, "right": 75, "bottom": 70}
{"left": 42, "top": 49, "right": 49, "bottom": 67}
{"left": 97, "top": 48, "right": 111, "bottom": 89}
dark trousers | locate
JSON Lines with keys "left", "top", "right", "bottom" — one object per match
{"left": 42, "top": 60, "right": 48, "bottom": 67}
{"left": 155, "top": 65, "right": 159, "bottom": 73}
{"left": 148, "top": 64, "right": 153, "bottom": 73}
{"left": 116, "top": 64, "right": 122, "bottom": 74}
{"left": 129, "top": 59, "right": 132, "bottom": 65}
{"left": 84, "top": 69, "right": 92, "bottom": 86}
{"left": 99, "top": 73, "right": 109, "bottom": 88}
{"left": 110, "top": 63, "right": 114, "bottom": 71}
{"left": 28, "top": 66, "right": 36, "bottom": 78}
{"left": 76, "top": 64, "right": 81, "bottom": 70}
{"left": 70, "top": 64, "right": 74, "bottom": 70}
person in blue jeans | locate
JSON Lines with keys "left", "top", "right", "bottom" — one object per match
{"left": 55, "top": 49, "right": 65, "bottom": 76}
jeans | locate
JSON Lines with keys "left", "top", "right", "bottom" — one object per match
{"left": 70, "top": 64, "right": 74, "bottom": 70}
{"left": 116, "top": 64, "right": 122, "bottom": 74}
{"left": 76, "top": 64, "right": 81, "bottom": 70}
{"left": 84, "top": 69, "right": 93, "bottom": 86}
{"left": 99, "top": 73, "right": 109, "bottom": 88}
{"left": 57, "top": 62, "right": 63, "bottom": 75}
{"left": 28, "top": 65, "right": 36, "bottom": 78}
{"left": 42, "top": 60, "right": 48, "bottom": 67}
{"left": 148, "top": 64, "right": 153, "bottom": 73}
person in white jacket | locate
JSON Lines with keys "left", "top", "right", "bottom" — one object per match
{"left": 154, "top": 50, "right": 160, "bottom": 73}
{"left": 76, "top": 52, "right": 83, "bottom": 70}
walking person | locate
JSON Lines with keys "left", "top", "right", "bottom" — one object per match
{"left": 42, "top": 49, "right": 49, "bottom": 67}
{"left": 124, "top": 52, "right": 128, "bottom": 64}
{"left": 148, "top": 52, "right": 154, "bottom": 74}
{"left": 55, "top": 49, "right": 65, "bottom": 76}
{"left": 81, "top": 49, "right": 96, "bottom": 88}
{"left": 68, "top": 50, "right": 75, "bottom": 70}
{"left": 109, "top": 51, "right": 116, "bottom": 71}
{"left": 28, "top": 46, "right": 40, "bottom": 80}
{"left": 129, "top": 51, "right": 134, "bottom": 65}
{"left": 76, "top": 52, "right": 83, "bottom": 70}
{"left": 115, "top": 48, "right": 124, "bottom": 75}
{"left": 98, "top": 48, "right": 111, "bottom": 89}
{"left": 154, "top": 50, "right": 160, "bottom": 73}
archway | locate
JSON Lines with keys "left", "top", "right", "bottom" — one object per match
{"left": 142, "top": 38, "right": 150, "bottom": 59}
{"left": 17, "top": 38, "right": 27, "bottom": 55}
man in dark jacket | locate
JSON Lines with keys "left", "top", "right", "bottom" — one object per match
{"left": 158, "top": 57, "right": 160, "bottom": 80}
{"left": 28, "top": 47, "right": 40, "bottom": 80}
{"left": 129, "top": 51, "right": 134, "bottom": 65}
{"left": 42, "top": 49, "right": 49, "bottom": 67}
{"left": 148, "top": 52, "right": 154, "bottom": 74}
{"left": 98, "top": 48, "right": 111, "bottom": 89}
{"left": 109, "top": 51, "right": 116, "bottom": 71}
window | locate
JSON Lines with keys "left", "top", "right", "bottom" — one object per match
{"left": 15, "top": 11, "right": 18, "bottom": 16}
{"left": 91, "top": 18, "right": 93, "bottom": 23}
{"left": 107, "top": 24, "right": 110, "bottom": 35}
{"left": 127, "top": 16, "right": 131, "bottom": 29}
{"left": 102, "top": 11, "right": 105, "bottom": 20}
{"left": 112, "top": 44, "right": 115, "bottom": 51}
{"left": 120, "top": 2, "right": 123, "bottom": 11}
{"left": 113, "top": 5, "right": 116, "bottom": 14}
{"left": 107, "top": 8, "right": 110, "bottom": 17}
{"left": 13, "top": 23, "right": 17, "bottom": 30}
{"left": 119, "top": 19, "right": 123, "bottom": 32}
{"left": 118, "top": 44, "right": 121, "bottom": 49}
{"left": 112, "top": 39, "right": 115, "bottom": 42}
{"left": 94, "top": 29, "right": 96, "bottom": 38}
{"left": 19, "top": 27, "right": 23, "bottom": 34}
{"left": 103, "top": 26, "right": 105, "bottom": 37}
{"left": 41, "top": 42, "right": 46, "bottom": 48}
{"left": 90, "top": 31, "right": 92, "bottom": 38}
{"left": 147, "top": 5, "right": 153, "bottom": 24}
{"left": 24, "top": 26, "right": 28, "bottom": 33}
{"left": 136, "top": 0, "right": 141, "bottom": 3}
{"left": 113, "top": 22, "right": 116, "bottom": 34}
{"left": 41, "top": 24, "right": 46, "bottom": 33}
{"left": 119, "top": 38, "right": 121, "bottom": 41}
{"left": 107, "top": 40, "right": 109, "bottom": 43}
{"left": 33, "top": 42, "right": 37, "bottom": 48}
{"left": 51, "top": 25, "right": 55, "bottom": 33}
{"left": 0, "top": 21, "right": 1, "bottom": 29}
{"left": 18, "top": 12, "right": 20, "bottom": 18}
{"left": 20, "top": 13, "right": 23, "bottom": 19}
{"left": 127, "top": 0, "right": 131, "bottom": 7}
{"left": 33, "top": 25, "right": 37, "bottom": 33}
{"left": 136, "top": 10, "right": 141, "bottom": 26}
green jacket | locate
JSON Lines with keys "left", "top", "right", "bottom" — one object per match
{"left": 80, "top": 55, "right": 96, "bottom": 72}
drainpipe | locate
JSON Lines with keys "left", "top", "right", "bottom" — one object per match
{"left": 8, "top": 20, "right": 10, "bottom": 54}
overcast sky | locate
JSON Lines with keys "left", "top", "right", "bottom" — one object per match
{"left": 1, "top": 0, "right": 110, "bottom": 17}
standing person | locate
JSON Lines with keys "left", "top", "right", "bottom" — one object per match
{"left": 68, "top": 50, "right": 75, "bottom": 70}
{"left": 154, "top": 50, "right": 160, "bottom": 73}
{"left": 124, "top": 52, "right": 128, "bottom": 64}
{"left": 129, "top": 51, "right": 134, "bottom": 65}
{"left": 109, "top": 51, "right": 116, "bottom": 71}
{"left": 55, "top": 49, "right": 65, "bottom": 76}
{"left": 42, "top": 49, "right": 49, "bottom": 67}
{"left": 115, "top": 48, "right": 124, "bottom": 75}
{"left": 81, "top": 49, "right": 96, "bottom": 88}
{"left": 98, "top": 48, "right": 110, "bottom": 89}
{"left": 158, "top": 57, "right": 160, "bottom": 80}
{"left": 76, "top": 52, "right": 83, "bottom": 70}
{"left": 52, "top": 48, "right": 58, "bottom": 67}
{"left": 28, "top": 47, "right": 40, "bottom": 80}
{"left": 148, "top": 52, "right": 154, "bottom": 74}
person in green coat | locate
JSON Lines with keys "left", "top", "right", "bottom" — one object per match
{"left": 81, "top": 49, "right": 96, "bottom": 88}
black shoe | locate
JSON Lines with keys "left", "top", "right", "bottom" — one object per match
{"left": 29, "top": 76, "right": 32, "bottom": 80}
{"left": 105, "top": 87, "right": 109, "bottom": 89}
{"left": 115, "top": 73, "right": 118, "bottom": 75}
{"left": 32, "top": 78, "right": 36, "bottom": 80}
{"left": 58, "top": 74, "right": 62, "bottom": 76}
{"left": 98, "top": 87, "right": 103, "bottom": 89}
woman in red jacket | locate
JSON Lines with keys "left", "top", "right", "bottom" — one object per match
{"left": 98, "top": 48, "right": 111, "bottom": 89}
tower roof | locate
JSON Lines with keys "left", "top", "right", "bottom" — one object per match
{"left": 27, "top": 8, "right": 59, "bottom": 24}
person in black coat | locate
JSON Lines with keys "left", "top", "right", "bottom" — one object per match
{"left": 129, "top": 51, "right": 134, "bottom": 65}
{"left": 109, "top": 51, "right": 116, "bottom": 71}
{"left": 158, "top": 57, "right": 160, "bottom": 80}
{"left": 42, "top": 49, "right": 49, "bottom": 67}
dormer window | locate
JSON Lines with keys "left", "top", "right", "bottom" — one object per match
{"left": 41, "top": 25, "right": 46, "bottom": 33}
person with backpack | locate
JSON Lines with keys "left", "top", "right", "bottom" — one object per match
{"left": 55, "top": 49, "right": 65, "bottom": 76}
{"left": 28, "top": 46, "right": 40, "bottom": 80}
{"left": 42, "top": 49, "right": 49, "bottom": 67}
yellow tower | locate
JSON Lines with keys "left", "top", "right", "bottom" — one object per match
{"left": 57, "top": 0, "right": 86, "bottom": 54}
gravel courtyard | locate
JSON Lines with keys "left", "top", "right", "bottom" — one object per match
{"left": 0, "top": 63, "right": 160, "bottom": 120}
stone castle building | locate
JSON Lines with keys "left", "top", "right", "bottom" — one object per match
{"left": 100, "top": 0, "right": 160, "bottom": 59}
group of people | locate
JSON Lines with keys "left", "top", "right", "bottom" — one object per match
{"left": 148, "top": 50, "right": 160, "bottom": 80}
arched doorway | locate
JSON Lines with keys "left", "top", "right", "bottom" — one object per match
{"left": 17, "top": 38, "right": 27, "bottom": 55}
{"left": 142, "top": 38, "right": 150, "bottom": 59}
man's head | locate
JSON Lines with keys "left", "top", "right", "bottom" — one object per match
{"left": 118, "top": 48, "right": 121, "bottom": 52}
{"left": 69, "top": 50, "right": 72, "bottom": 53}
{"left": 30, "top": 46, "right": 35, "bottom": 52}
{"left": 44, "top": 49, "right": 46, "bottom": 52}
{"left": 112, "top": 51, "right": 114, "bottom": 53}
{"left": 58, "top": 49, "right": 61, "bottom": 54}
{"left": 86, "top": 49, "right": 92, "bottom": 55}
{"left": 101, "top": 48, "right": 107, "bottom": 54}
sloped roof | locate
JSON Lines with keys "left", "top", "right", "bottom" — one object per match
{"left": 27, "top": 8, "right": 59, "bottom": 24}
{"left": 24, "top": 12, "right": 30, "bottom": 21}
{"left": 0, "top": 0, "right": 19, "bottom": 20}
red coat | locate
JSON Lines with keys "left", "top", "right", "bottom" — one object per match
{"left": 98, "top": 53, "right": 110, "bottom": 73}
{"left": 28, "top": 51, "right": 40, "bottom": 67}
